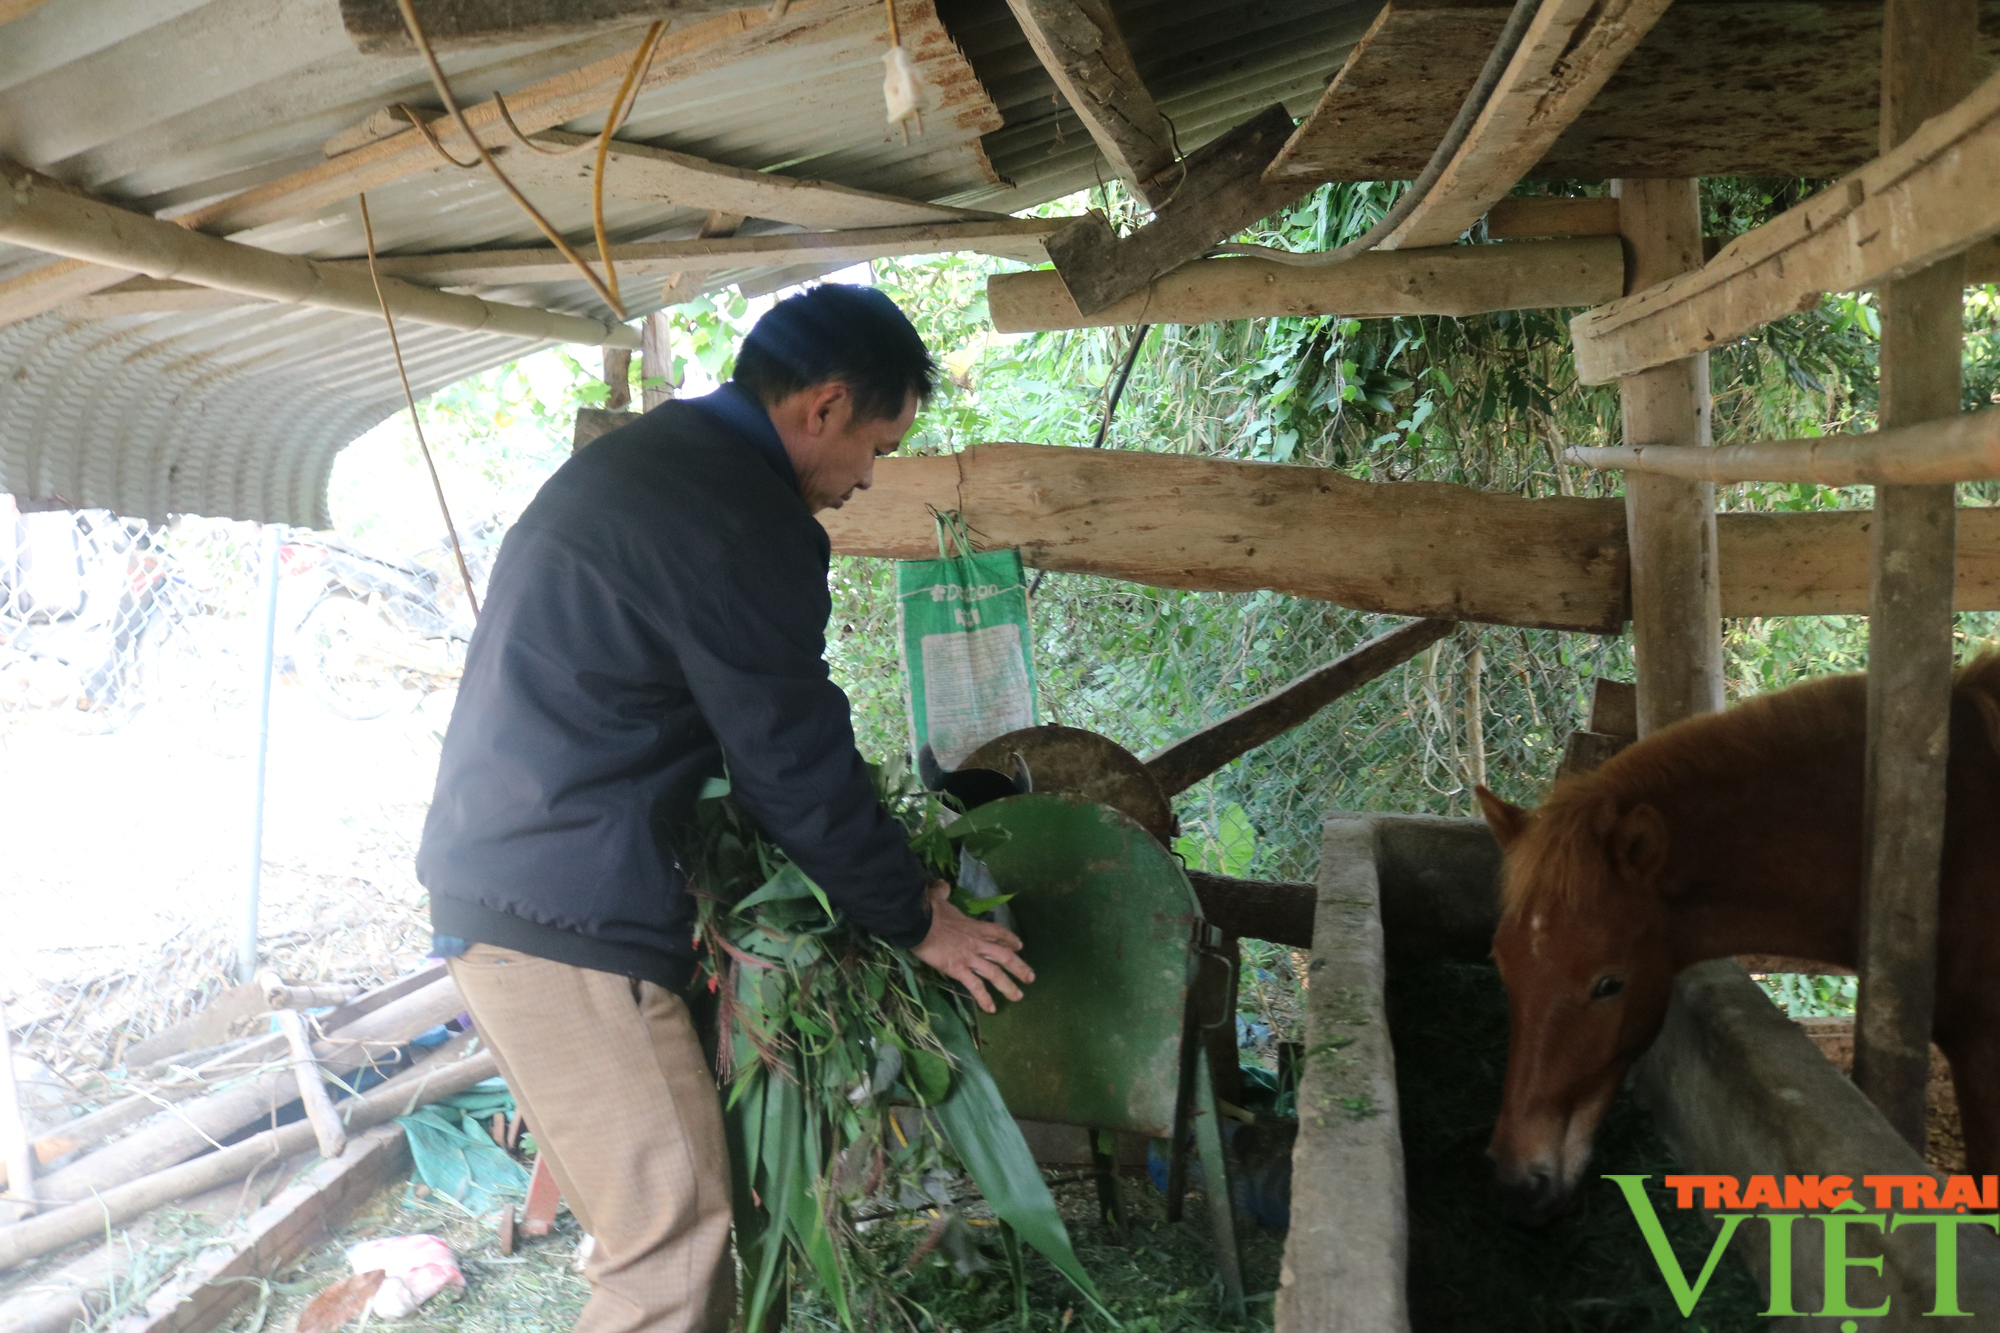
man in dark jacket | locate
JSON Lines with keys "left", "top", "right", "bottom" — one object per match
{"left": 417, "top": 285, "right": 1032, "bottom": 1333}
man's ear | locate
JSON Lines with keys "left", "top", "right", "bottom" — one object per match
{"left": 1611, "top": 803, "right": 1670, "bottom": 890}
{"left": 804, "top": 380, "right": 850, "bottom": 435}
{"left": 1475, "top": 785, "right": 1531, "bottom": 851}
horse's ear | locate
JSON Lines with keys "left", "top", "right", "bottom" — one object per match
{"left": 1612, "top": 803, "right": 1670, "bottom": 888}
{"left": 1475, "top": 785, "right": 1530, "bottom": 850}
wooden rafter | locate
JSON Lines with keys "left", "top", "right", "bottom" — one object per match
{"left": 0, "top": 159, "right": 638, "bottom": 348}
{"left": 821, "top": 444, "right": 2000, "bottom": 630}
{"left": 496, "top": 131, "right": 987, "bottom": 231}
{"left": 1042, "top": 104, "right": 1307, "bottom": 318}
{"left": 1001, "top": 0, "right": 1178, "bottom": 206}
{"left": 989, "top": 237, "right": 1624, "bottom": 332}
{"left": 339, "top": 0, "right": 744, "bottom": 55}
{"left": 1572, "top": 64, "right": 2000, "bottom": 383}
{"left": 1380, "top": 0, "right": 1673, "bottom": 250}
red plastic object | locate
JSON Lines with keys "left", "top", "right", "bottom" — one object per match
{"left": 521, "top": 1154, "right": 561, "bottom": 1236}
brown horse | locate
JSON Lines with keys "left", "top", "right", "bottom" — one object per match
{"left": 1474, "top": 656, "right": 2000, "bottom": 1220}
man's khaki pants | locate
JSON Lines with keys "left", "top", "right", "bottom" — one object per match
{"left": 447, "top": 944, "right": 734, "bottom": 1333}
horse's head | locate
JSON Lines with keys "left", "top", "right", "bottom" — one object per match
{"left": 1475, "top": 783, "right": 1679, "bottom": 1223}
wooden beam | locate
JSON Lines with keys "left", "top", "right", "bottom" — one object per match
{"left": 0, "top": 257, "right": 136, "bottom": 328}
{"left": 0, "top": 159, "right": 638, "bottom": 349}
{"left": 1573, "top": 64, "right": 2000, "bottom": 383}
{"left": 1853, "top": 0, "right": 1977, "bottom": 1156}
{"left": 1483, "top": 196, "right": 1620, "bottom": 240}
{"left": 74, "top": 276, "right": 259, "bottom": 316}
{"left": 350, "top": 218, "right": 1062, "bottom": 288}
{"left": 826, "top": 445, "right": 2000, "bottom": 627}
{"left": 1382, "top": 0, "right": 1672, "bottom": 251}
{"left": 1568, "top": 408, "right": 2000, "bottom": 485}
{"left": 1144, "top": 619, "right": 1456, "bottom": 796}
{"left": 1186, "top": 870, "right": 1315, "bottom": 949}
{"left": 500, "top": 131, "right": 986, "bottom": 231}
{"left": 340, "top": 0, "right": 743, "bottom": 55}
{"left": 989, "top": 236, "right": 1624, "bottom": 332}
{"left": 180, "top": 2, "right": 871, "bottom": 236}
{"left": 1616, "top": 178, "right": 1722, "bottom": 735}
{"left": 1043, "top": 104, "right": 1308, "bottom": 318}
{"left": 826, "top": 444, "right": 1631, "bottom": 631}
{"left": 1001, "top": 0, "right": 1177, "bottom": 206}
{"left": 119, "top": 1126, "right": 411, "bottom": 1333}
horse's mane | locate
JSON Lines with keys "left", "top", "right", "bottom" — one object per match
{"left": 1499, "top": 671, "right": 1866, "bottom": 921}
{"left": 1500, "top": 653, "right": 2000, "bottom": 922}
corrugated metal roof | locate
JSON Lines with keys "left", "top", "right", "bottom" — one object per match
{"left": 0, "top": 0, "right": 1371, "bottom": 525}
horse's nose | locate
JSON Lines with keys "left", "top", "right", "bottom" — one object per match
{"left": 1496, "top": 1164, "right": 1565, "bottom": 1225}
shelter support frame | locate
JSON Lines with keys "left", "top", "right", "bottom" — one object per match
{"left": 1614, "top": 177, "right": 1722, "bottom": 736}
{"left": 1851, "top": 0, "right": 1976, "bottom": 1151}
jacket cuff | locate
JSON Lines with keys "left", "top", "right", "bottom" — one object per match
{"left": 879, "top": 901, "right": 933, "bottom": 950}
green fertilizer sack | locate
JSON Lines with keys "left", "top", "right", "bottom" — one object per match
{"left": 896, "top": 512, "right": 1037, "bottom": 768}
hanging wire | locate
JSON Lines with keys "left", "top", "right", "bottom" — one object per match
{"left": 591, "top": 21, "right": 667, "bottom": 313}
{"left": 1092, "top": 323, "right": 1153, "bottom": 448}
{"left": 358, "top": 193, "right": 480, "bottom": 618}
{"left": 391, "top": 0, "right": 641, "bottom": 318}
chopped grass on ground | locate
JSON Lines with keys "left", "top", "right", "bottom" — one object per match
{"left": 1389, "top": 958, "right": 1764, "bottom": 1333}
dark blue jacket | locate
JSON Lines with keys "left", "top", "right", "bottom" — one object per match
{"left": 417, "top": 385, "right": 931, "bottom": 990}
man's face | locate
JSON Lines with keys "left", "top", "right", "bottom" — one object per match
{"left": 769, "top": 382, "right": 920, "bottom": 514}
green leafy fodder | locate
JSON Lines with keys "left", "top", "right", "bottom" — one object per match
{"left": 682, "top": 765, "right": 1104, "bottom": 1329}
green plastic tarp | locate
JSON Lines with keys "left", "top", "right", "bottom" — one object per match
{"left": 394, "top": 1076, "right": 530, "bottom": 1215}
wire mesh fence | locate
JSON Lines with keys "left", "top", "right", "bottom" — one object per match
{"left": 0, "top": 496, "right": 496, "bottom": 1096}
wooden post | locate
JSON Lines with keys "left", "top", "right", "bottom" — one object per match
{"left": 641, "top": 311, "right": 675, "bottom": 410}
{"left": 1852, "top": 0, "right": 1976, "bottom": 1149}
{"left": 1614, "top": 178, "right": 1722, "bottom": 735}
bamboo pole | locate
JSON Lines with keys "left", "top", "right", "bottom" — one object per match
{"left": 1614, "top": 178, "right": 1723, "bottom": 735}
{"left": 1852, "top": 0, "right": 1977, "bottom": 1152}
{"left": 27, "top": 976, "right": 461, "bottom": 1206}
{"left": 0, "top": 1043, "right": 497, "bottom": 1272}
{"left": 1567, "top": 408, "right": 2000, "bottom": 485}
{"left": 273, "top": 1009, "right": 347, "bottom": 1161}
{"left": 0, "top": 159, "right": 638, "bottom": 349}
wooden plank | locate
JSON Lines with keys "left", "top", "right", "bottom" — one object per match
{"left": 1380, "top": 0, "right": 1673, "bottom": 250}
{"left": 825, "top": 444, "right": 1633, "bottom": 631}
{"left": 353, "top": 218, "right": 1061, "bottom": 287}
{"left": 500, "top": 131, "right": 987, "bottom": 231}
{"left": 1043, "top": 104, "right": 1308, "bottom": 318}
{"left": 1853, "top": 0, "right": 1977, "bottom": 1155}
{"left": 988, "top": 236, "right": 1625, "bottom": 332}
{"left": 1267, "top": 3, "right": 1986, "bottom": 185}
{"left": 1483, "top": 195, "right": 1620, "bottom": 240}
{"left": 1267, "top": 3, "right": 1504, "bottom": 186}
{"left": 1275, "top": 817, "right": 1410, "bottom": 1333}
{"left": 1616, "top": 177, "right": 1722, "bottom": 735}
{"left": 1144, "top": 619, "right": 1456, "bottom": 795}
{"left": 829, "top": 446, "right": 2000, "bottom": 625}
{"left": 1572, "top": 63, "right": 2000, "bottom": 383}
{"left": 119, "top": 1125, "right": 411, "bottom": 1333}
{"left": 1001, "top": 0, "right": 1178, "bottom": 205}
{"left": 339, "top": 0, "right": 743, "bottom": 55}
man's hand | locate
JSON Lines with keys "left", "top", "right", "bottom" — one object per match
{"left": 911, "top": 881, "right": 1035, "bottom": 1014}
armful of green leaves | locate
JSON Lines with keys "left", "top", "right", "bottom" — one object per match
{"left": 681, "top": 762, "right": 1103, "bottom": 1327}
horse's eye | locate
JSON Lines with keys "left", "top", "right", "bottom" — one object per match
{"left": 1590, "top": 975, "right": 1626, "bottom": 1002}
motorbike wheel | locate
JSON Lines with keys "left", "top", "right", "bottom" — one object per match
{"left": 297, "top": 594, "right": 427, "bottom": 722}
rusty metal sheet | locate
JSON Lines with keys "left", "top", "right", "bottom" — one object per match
{"left": 963, "top": 724, "right": 1175, "bottom": 844}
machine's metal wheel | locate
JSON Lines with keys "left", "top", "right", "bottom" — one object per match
{"left": 962, "top": 724, "right": 1175, "bottom": 844}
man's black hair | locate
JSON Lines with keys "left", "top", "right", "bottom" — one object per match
{"left": 732, "top": 284, "right": 936, "bottom": 422}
